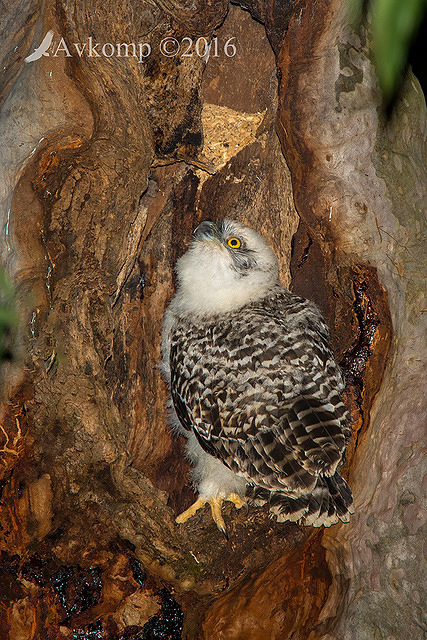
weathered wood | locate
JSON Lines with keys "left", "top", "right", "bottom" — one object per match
{"left": 276, "top": 1, "right": 426, "bottom": 639}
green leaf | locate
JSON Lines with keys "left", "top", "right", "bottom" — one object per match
{"left": 371, "top": 0, "right": 426, "bottom": 101}
{"left": 0, "top": 270, "right": 18, "bottom": 359}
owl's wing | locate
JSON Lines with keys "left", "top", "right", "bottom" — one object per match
{"left": 170, "top": 295, "right": 350, "bottom": 496}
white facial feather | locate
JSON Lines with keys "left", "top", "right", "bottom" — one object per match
{"left": 171, "top": 219, "right": 279, "bottom": 317}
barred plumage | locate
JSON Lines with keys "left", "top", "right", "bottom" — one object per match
{"left": 162, "top": 219, "right": 353, "bottom": 531}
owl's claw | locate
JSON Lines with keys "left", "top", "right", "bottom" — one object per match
{"left": 175, "top": 493, "right": 245, "bottom": 536}
{"left": 226, "top": 493, "right": 246, "bottom": 510}
{"left": 175, "top": 497, "right": 209, "bottom": 524}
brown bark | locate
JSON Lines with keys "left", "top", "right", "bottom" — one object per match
{"left": 1, "top": 0, "right": 425, "bottom": 638}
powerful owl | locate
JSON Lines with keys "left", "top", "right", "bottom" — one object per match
{"left": 161, "top": 219, "right": 353, "bottom": 533}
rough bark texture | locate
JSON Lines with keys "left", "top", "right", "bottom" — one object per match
{"left": 276, "top": 3, "right": 426, "bottom": 638}
{"left": 0, "top": 0, "right": 425, "bottom": 638}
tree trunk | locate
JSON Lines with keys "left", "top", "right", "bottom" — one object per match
{"left": 1, "top": 0, "right": 425, "bottom": 638}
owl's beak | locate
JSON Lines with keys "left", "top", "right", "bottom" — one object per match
{"left": 194, "top": 220, "right": 214, "bottom": 239}
{"left": 193, "top": 221, "right": 221, "bottom": 243}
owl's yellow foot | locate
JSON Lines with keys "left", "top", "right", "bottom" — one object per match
{"left": 176, "top": 493, "right": 245, "bottom": 536}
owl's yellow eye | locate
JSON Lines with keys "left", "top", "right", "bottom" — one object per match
{"left": 227, "top": 237, "right": 241, "bottom": 249}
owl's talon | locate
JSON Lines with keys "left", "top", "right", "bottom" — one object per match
{"left": 226, "top": 493, "right": 245, "bottom": 510}
{"left": 175, "top": 493, "right": 245, "bottom": 534}
{"left": 175, "top": 497, "right": 207, "bottom": 524}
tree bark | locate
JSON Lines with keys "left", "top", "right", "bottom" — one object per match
{"left": 0, "top": 0, "right": 425, "bottom": 638}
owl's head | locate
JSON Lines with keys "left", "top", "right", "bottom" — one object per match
{"left": 173, "top": 219, "right": 279, "bottom": 316}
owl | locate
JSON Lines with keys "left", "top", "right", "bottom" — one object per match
{"left": 161, "top": 219, "right": 353, "bottom": 534}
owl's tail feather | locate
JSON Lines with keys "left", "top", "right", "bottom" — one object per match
{"left": 247, "top": 472, "right": 353, "bottom": 527}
